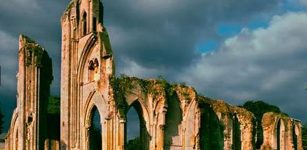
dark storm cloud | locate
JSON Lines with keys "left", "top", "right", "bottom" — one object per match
{"left": 0, "top": 0, "right": 70, "bottom": 130}
{"left": 103, "top": 0, "right": 280, "bottom": 74}
{"left": 1, "top": 0, "right": 306, "bottom": 132}
{"left": 0, "top": 0, "right": 71, "bottom": 94}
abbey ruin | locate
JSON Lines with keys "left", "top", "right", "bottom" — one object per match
{"left": 4, "top": 0, "right": 304, "bottom": 150}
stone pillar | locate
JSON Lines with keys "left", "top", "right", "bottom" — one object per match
{"left": 44, "top": 139, "right": 50, "bottom": 150}
{"left": 156, "top": 107, "right": 167, "bottom": 150}
{"left": 86, "top": 127, "right": 90, "bottom": 150}
{"left": 295, "top": 122, "right": 304, "bottom": 150}
{"left": 105, "top": 117, "right": 111, "bottom": 150}
{"left": 286, "top": 120, "right": 294, "bottom": 150}
{"left": 118, "top": 119, "right": 125, "bottom": 150}
{"left": 235, "top": 111, "right": 254, "bottom": 150}
{"left": 279, "top": 120, "right": 286, "bottom": 150}
{"left": 223, "top": 114, "right": 233, "bottom": 150}
{"left": 261, "top": 113, "right": 277, "bottom": 150}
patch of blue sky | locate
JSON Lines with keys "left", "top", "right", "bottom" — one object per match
{"left": 280, "top": 0, "right": 305, "bottom": 12}
{"left": 217, "top": 19, "right": 269, "bottom": 38}
{"left": 196, "top": 39, "right": 219, "bottom": 54}
{"left": 199, "top": 20, "right": 269, "bottom": 54}
{"left": 247, "top": 19, "right": 269, "bottom": 30}
{"left": 197, "top": 0, "right": 306, "bottom": 56}
{"left": 217, "top": 23, "right": 243, "bottom": 37}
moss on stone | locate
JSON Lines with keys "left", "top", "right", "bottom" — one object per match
{"left": 99, "top": 31, "right": 112, "bottom": 56}
{"left": 20, "top": 34, "right": 35, "bottom": 43}
{"left": 111, "top": 75, "right": 174, "bottom": 118}
{"left": 48, "top": 96, "right": 60, "bottom": 115}
{"left": 20, "top": 35, "right": 45, "bottom": 67}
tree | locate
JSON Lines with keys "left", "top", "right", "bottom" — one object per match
{"left": 241, "top": 100, "right": 283, "bottom": 148}
{"left": 48, "top": 96, "right": 60, "bottom": 115}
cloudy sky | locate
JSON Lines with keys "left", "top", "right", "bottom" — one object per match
{"left": 1, "top": 0, "right": 307, "bottom": 131}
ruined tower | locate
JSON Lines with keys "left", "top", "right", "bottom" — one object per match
{"left": 5, "top": 35, "right": 53, "bottom": 150}
{"left": 61, "top": 0, "right": 116, "bottom": 149}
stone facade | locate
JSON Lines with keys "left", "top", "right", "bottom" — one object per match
{"left": 5, "top": 0, "right": 304, "bottom": 150}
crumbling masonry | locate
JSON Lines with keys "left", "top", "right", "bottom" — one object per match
{"left": 5, "top": 35, "right": 55, "bottom": 149}
{"left": 5, "top": 0, "right": 304, "bottom": 150}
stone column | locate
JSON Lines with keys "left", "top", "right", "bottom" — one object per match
{"left": 118, "top": 119, "right": 125, "bottom": 150}
{"left": 223, "top": 114, "right": 233, "bottom": 150}
{"left": 105, "top": 117, "right": 111, "bottom": 150}
{"left": 295, "top": 122, "right": 304, "bottom": 150}
{"left": 44, "top": 139, "right": 50, "bottom": 150}
{"left": 156, "top": 107, "right": 167, "bottom": 150}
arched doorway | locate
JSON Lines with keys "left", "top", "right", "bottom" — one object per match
{"left": 89, "top": 106, "right": 102, "bottom": 150}
{"left": 232, "top": 115, "right": 241, "bottom": 150}
{"left": 164, "top": 92, "right": 182, "bottom": 150}
{"left": 200, "top": 103, "right": 224, "bottom": 150}
{"left": 125, "top": 100, "right": 149, "bottom": 150}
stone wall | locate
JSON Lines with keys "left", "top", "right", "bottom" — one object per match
{"left": 261, "top": 112, "right": 303, "bottom": 150}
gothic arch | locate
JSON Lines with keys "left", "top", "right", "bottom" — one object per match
{"left": 125, "top": 99, "right": 150, "bottom": 150}
{"left": 88, "top": 105, "right": 102, "bottom": 150}
{"left": 199, "top": 103, "right": 224, "bottom": 150}
{"left": 123, "top": 86, "right": 153, "bottom": 149}
{"left": 84, "top": 90, "right": 107, "bottom": 128}
{"left": 125, "top": 97, "right": 150, "bottom": 132}
{"left": 82, "top": 11, "right": 88, "bottom": 36}
{"left": 124, "top": 89, "right": 150, "bottom": 126}
{"left": 77, "top": 34, "right": 97, "bottom": 81}
{"left": 232, "top": 115, "right": 241, "bottom": 150}
{"left": 82, "top": 90, "right": 108, "bottom": 150}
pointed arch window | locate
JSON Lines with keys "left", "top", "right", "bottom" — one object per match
{"left": 232, "top": 115, "right": 241, "bottom": 150}
{"left": 93, "top": 17, "right": 97, "bottom": 32}
{"left": 82, "top": 12, "right": 87, "bottom": 36}
{"left": 89, "top": 106, "right": 102, "bottom": 150}
{"left": 126, "top": 100, "right": 150, "bottom": 150}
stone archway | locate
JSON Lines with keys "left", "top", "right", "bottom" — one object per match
{"left": 199, "top": 103, "right": 224, "bottom": 150}
{"left": 232, "top": 115, "right": 241, "bottom": 150}
{"left": 88, "top": 106, "right": 102, "bottom": 150}
{"left": 82, "top": 91, "right": 108, "bottom": 150}
{"left": 125, "top": 100, "right": 150, "bottom": 150}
